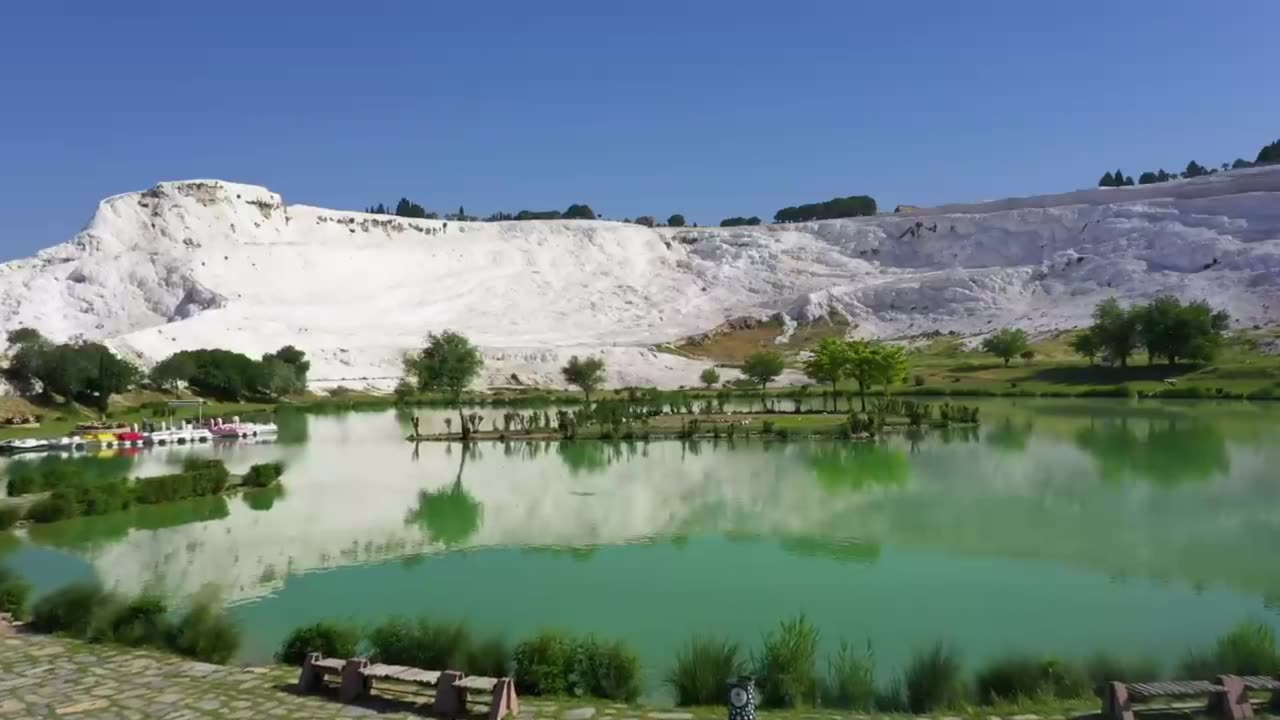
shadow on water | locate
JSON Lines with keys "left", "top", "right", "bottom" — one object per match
{"left": 780, "top": 537, "right": 881, "bottom": 565}
{"left": 1074, "top": 417, "right": 1229, "bottom": 485}
{"left": 404, "top": 442, "right": 483, "bottom": 548}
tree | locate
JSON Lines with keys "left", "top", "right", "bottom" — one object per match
{"left": 1134, "top": 295, "right": 1230, "bottom": 366}
{"left": 1099, "top": 171, "right": 1116, "bottom": 188}
{"left": 1256, "top": 139, "right": 1280, "bottom": 164}
{"left": 563, "top": 204, "right": 596, "bottom": 220}
{"left": 394, "top": 198, "right": 430, "bottom": 219}
{"left": 5, "top": 327, "right": 44, "bottom": 346}
{"left": 1122, "top": 175, "right": 1135, "bottom": 186}
{"left": 981, "top": 328, "right": 1030, "bottom": 367}
{"left": 742, "top": 350, "right": 785, "bottom": 396}
{"left": 1183, "top": 160, "right": 1207, "bottom": 179}
{"left": 149, "top": 353, "right": 197, "bottom": 392}
{"left": 1091, "top": 298, "right": 1140, "bottom": 367}
{"left": 1138, "top": 171, "right": 1159, "bottom": 185}
{"left": 667, "top": 214, "right": 686, "bottom": 227}
{"left": 561, "top": 355, "right": 606, "bottom": 403}
{"left": 699, "top": 366, "right": 720, "bottom": 389}
{"left": 1232, "top": 158, "right": 1254, "bottom": 170}
{"left": 262, "top": 345, "right": 309, "bottom": 396}
{"left": 403, "top": 331, "right": 484, "bottom": 440}
{"left": 802, "top": 337, "right": 850, "bottom": 410}
{"left": 773, "top": 195, "right": 877, "bottom": 223}
{"left": 843, "top": 341, "right": 906, "bottom": 412}
{"left": 77, "top": 343, "right": 140, "bottom": 411}
{"left": 1019, "top": 349, "right": 1036, "bottom": 363}
{"left": 1068, "top": 330, "right": 1100, "bottom": 365}
{"left": 634, "top": 216, "right": 656, "bottom": 228}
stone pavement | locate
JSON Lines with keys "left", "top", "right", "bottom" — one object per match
{"left": 0, "top": 627, "right": 1126, "bottom": 720}
{"left": 0, "top": 629, "right": 716, "bottom": 720}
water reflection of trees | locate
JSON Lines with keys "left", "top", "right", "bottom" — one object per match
{"left": 404, "top": 442, "right": 483, "bottom": 547}
{"left": 242, "top": 484, "right": 285, "bottom": 511}
{"left": 556, "top": 440, "right": 646, "bottom": 475}
{"left": 807, "top": 443, "right": 910, "bottom": 492}
{"left": 985, "top": 417, "right": 1033, "bottom": 453}
{"left": 24, "top": 496, "right": 230, "bottom": 550}
{"left": 1074, "top": 417, "right": 1229, "bottom": 485}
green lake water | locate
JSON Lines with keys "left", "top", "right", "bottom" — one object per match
{"left": 3, "top": 398, "right": 1279, "bottom": 698}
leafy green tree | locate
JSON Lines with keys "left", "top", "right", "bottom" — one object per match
{"left": 981, "top": 328, "right": 1030, "bottom": 367}
{"left": 773, "top": 195, "right": 877, "bottom": 223}
{"left": 403, "top": 331, "right": 484, "bottom": 440}
{"left": 561, "top": 355, "right": 606, "bottom": 403}
{"left": 667, "top": 214, "right": 686, "bottom": 227}
{"left": 79, "top": 344, "right": 140, "bottom": 411}
{"left": 802, "top": 337, "right": 850, "bottom": 410}
{"left": 5, "top": 327, "right": 44, "bottom": 346}
{"left": 844, "top": 341, "right": 907, "bottom": 412}
{"left": 1068, "top": 330, "right": 1100, "bottom": 365}
{"left": 1232, "top": 158, "right": 1253, "bottom": 169}
{"left": 261, "top": 345, "right": 309, "bottom": 396}
{"left": 1256, "top": 139, "right": 1280, "bottom": 164}
{"left": 150, "top": 352, "right": 197, "bottom": 392}
{"left": 1091, "top": 298, "right": 1140, "bottom": 367}
{"left": 1138, "top": 171, "right": 1159, "bottom": 185}
{"left": 563, "top": 204, "right": 596, "bottom": 220}
{"left": 1135, "top": 295, "right": 1229, "bottom": 366}
{"left": 699, "top": 366, "right": 720, "bottom": 389}
{"left": 742, "top": 350, "right": 785, "bottom": 394}
{"left": 1099, "top": 171, "right": 1116, "bottom": 187}
{"left": 1183, "top": 160, "right": 1207, "bottom": 178}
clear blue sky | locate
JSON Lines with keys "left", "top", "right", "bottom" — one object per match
{"left": 1, "top": 1, "right": 1277, "bottom": 260}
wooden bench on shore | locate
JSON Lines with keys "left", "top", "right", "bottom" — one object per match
{"left": 298, "top": 652, "right": 519, "bottom": 719}
{"left": 1104, "top": 675, "right": 1280, "bottom": 720}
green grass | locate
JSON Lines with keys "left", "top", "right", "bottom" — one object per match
{"left": 667, "top": 635, "right": 744, "bottom": 706}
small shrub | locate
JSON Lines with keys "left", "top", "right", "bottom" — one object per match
{"left": 242, "top": 462, "right": 285, "bottom": 488}
{"left": 368, "top": 617, "right": 470, "bottom": 670}
{"left": 821, "top": 640, "right": 876, "bottom": 710}
{"left": 30, "top": 582, "right": 107, "bottom": 636}
{"left": 465, "top": 636, "right": 512, "bottom": 677}
{"left": 277, "top": 621, "right": 360, "bottom": 665}
{"left": 166, "top": 596, "right": 240, "bottom": 664}
{"left": 0, "top": 567, "right": 32, "bottom": 618}
{"left": 513, "top": 630, "right": 576, "bottom": 695}
{"left": 92, "top": 594, "right": 171, "bottom": 647}
{"left": 668, "top": 635, "right": 743, "bottom": 706}
{"left": 754, "top": 613, "right": 820, "bottom": 708}
{"left": 0, "top": 507, "right": 20, "bottom": 531}
{"left": 902, "top": 642, "right": 964, "bottom": 713}
{"left": 575, "top": 636, "right": 641, "bottom": 701}
{"left": 1181, "top": 621, "right": 1280, "bottom": 677}
{"left": 975, "top": 656, "right": 1088, "bottom": 703}
{"left": 1084, "top": 653, "right": 1161, "bottom": 687}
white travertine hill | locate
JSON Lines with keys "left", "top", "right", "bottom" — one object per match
{"left": 1, "top": 169, "right": 1278, "bottom": 389}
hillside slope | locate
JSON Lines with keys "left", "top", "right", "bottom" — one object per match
{"left": 2, "top": 169, "right": 1278, "bottom": 389}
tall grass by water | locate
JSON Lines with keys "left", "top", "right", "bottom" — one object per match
{"left": 667, "top": 636, "right": 743, "bottom": 706}
{"left": 28, "top": 582, "right": 239, "bottom": 663}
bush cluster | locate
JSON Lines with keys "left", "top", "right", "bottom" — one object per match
{"left": 22, "top": 460, "right": 233, "bottom": 525}
{"left": 28, "top": 582, "right": 239, "bottom": 663}
{"left": 513, "top": 631, "right": 640, "bottom": 701}
{"left": 0, "top": 566, "right": 31, "bottom": 618}
{"left": 241, "top": 462, "right": 285, "bottom": 488}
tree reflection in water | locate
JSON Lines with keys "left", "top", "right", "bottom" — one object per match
{"left": 405, "top": 442, "right": 483, "bottom": 548}
{"left": 1074, "top": 417, "right": 1229, "bottom": 485}
{"left": 807, "top": 442, "right": 910, "bottom": 492}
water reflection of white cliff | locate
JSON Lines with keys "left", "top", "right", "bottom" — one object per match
{"left": 36, "top": 407, "right": 1280, "bottom": 603}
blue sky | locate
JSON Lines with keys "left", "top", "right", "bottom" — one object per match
{"left": 1, "top": 1, "right": 1276, "bottom": 260}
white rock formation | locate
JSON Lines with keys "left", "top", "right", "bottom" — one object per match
{"left": 2, "top": 168, "right": 1278, "bottom": 389}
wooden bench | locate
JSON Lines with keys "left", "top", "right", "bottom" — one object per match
{"left": 1104, "top": 675, "right": 1280, "bottom": 720}
{"left": 298, "top": 653, "right": 519, "bottom": 719}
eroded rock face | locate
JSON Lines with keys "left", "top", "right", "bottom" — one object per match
{"left": 2, "top": 170, "right": 1279, "bottom": 389}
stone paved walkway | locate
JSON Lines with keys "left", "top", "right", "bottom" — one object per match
{"left": 0, "top": 629, "right": 727, "bottom": 720}
{"left": 7, "top": 626, "right": 1231, "bottom": 720}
